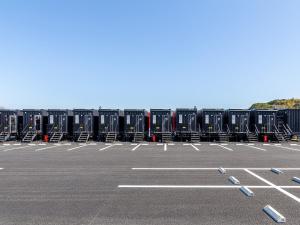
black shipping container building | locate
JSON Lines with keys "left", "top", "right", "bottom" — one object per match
{"left": 276, "top": 109, "right": 300, "bottom": 140}
{"left": 200, "top": 109, "right": 229, "bottom": 142}
{"left": 73, "top": 109, "right": 94, "bottom": 142}
{"left": 0, "top": 110, "right": 18, "bottom": 141}
{"left": 226, "top": 109, "right": 251, "bottom": 141}
{"left": 281, "top": 109, "right": 300, "bottom": 134}
{"left": 175, "top": 108, "right": 199, "bottom": 142}
{"left": 124, "top": 109, "right": 146, "bottom": 142}
{"left": 150, "top": 109, "right": 172, "bottom": 142}
{"left": 47, "top": 109, "right": 71, "bottom": 142}
{"left": 21, "top": 109, "right": 45, "bottom": 142}
{"left": 98, "top": 109, "right": 121, "bottom": 142}
{"left": 201, "top": 109, "right": 225, "bottom": 133}
{"left": 251, "top": 110, "right": 277, "bottom": 134}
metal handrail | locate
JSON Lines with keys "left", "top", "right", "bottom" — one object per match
{"left": 254, "top": 125, "right": 259, "bottom": 136}
{"left": 274, "top": 124, "right": 280, "bottom": 134}
{"left": 226, "top": 124, "right": 230, "bottom": 134}
{"left": 285, "top": 124, "right": 293, "bottom": 135}
{"left": 246, "top": 125, "right": 250, "bottom": 134}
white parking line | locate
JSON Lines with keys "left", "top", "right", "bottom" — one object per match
{"left": 244, "top": 169, "right": 300, "bottom": 203}
{"left": 131, "top": 167, "right": 300, "bottom": 171}
{"left": 13, "top": 143, "right": 22, "bottom": 146}
{"left": 132, "top": 144, "right": 141, "bottom": 151}
{"left": 168, "top": 143, "right": 175, "bottom": 146}
{"left": 190, "top": 144, "right": 200, "bottom": 151}
{"left": 67, "top": 145, "right": 87, "bottom": 151}
{"left": 164, "top": 144, "right": 167, "bottom": 151}
{"left": 118, "top": 185, "right": 300, "bottom": 189}
{"left": 239, "top": 144, "right": 266, "bottom": 151}
{"left": 2, "top": 145, "right": 32, "bottom": 152}
{"left": 28, "top": 143, "right": 36, "bottom": 146}
{"left": 131, "top": 143, "right": 138, "bottom": 146}
{"left": 0, "top": 168, "right": 3, "bottom": 170}
{"left": 273, "top": 145, "right": 300, "bottom": 152}
{"left": 99, "top": 145, "right": 115, "bottom": 151}
{"left": 157, "top": 143, "right": 163, "bottom": 146}
{"left": 214, "top": 144, "right": 233, "bottom": 151}
{"left": 35, "top": 145, "right": 59, "bottom": 152}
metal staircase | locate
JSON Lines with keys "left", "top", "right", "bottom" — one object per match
{"left": 77, "top": 132, "right": 90, "bottom": 142}
{"left": 0, "top": 132, "right": 10, "bottom": 142}
{"left": 190, "top": 132, "right": 200, "bottom": 143}
{"left": 162, "top": 132, "right": 172, "bottom": 143}
{"left": 133, "top": 132, "right": 144, "bottom": 143}
{"left": 218, "top": 125, "right": 230, "bottom": 142}
{"left": 105, "top": 132, "right": 117, "bottom": 142}
{"left": 218, "top": 133, "right": 230, "bottom": 142}
{"left": 246, "top": 125, "right": 258, "bottom": 143}
{"left": 22, "top": 131, "right": 37, "bottom": 142}
{"left": 50, "top": 132, "right": 63, "bottom": 143}
{"left": 246, "top": 133, "right": 258, "bottom": 142}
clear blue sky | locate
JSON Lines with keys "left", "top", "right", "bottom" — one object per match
{"left": 0, "top": 0, "right": 299, "bottom": 110}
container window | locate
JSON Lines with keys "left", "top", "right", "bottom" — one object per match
{"left": 101, "top": 115, "right": 105, "bottom": 124}
{"left": 49, "top": 115, "right": 54, "bottom": 124}
{"left": 179, "top": 114, "right": 183, "bottom": 124}
{"left": 232, "top": 115, "right": 236, "bottom": 125}
{"left": 205, "top": 115, "right": 209, "bottom": 124}
{"left": 127, "top": 115, "right": 130, "bottom": 125}
{"left": 153, "top": 115, "right": 156, "bottom": 124}
{"left": 258, "top": 115, "right": 262, "bottom": 124}
{"left": 75, "top": 115, "right": 79, "bottom": 124}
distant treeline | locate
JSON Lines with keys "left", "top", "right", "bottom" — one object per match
{"left": 250, "top": 98, "right": 300, "bottom": 110}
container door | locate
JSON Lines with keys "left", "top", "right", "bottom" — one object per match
{"left": 239, "top": 115, "right": 247, "bottom": 133}
{"left": 136, "top": 115, "right": 143, "bottom": 133}
{"left": 266, "top": 115, "right": 275, "bottom": 133}
{"left": 110, "top": 115, "right": 118, "bottom": 133}
{"left": 3, "top": 115, "right": 9, "bottom": 133}
{"left": 34, "top": 115, "right": 41, "bottom": 132}
{"left": 162, "top": 115, "right": 169, "bottom": 133}
{"left": 60, "top": 115, "right": 67, "bottom": 133}
{"left": 84, "top": 115, "right": 92, "bottom": 133}
{"left": 214, "top": 115, "right": 222, "bottom": 132}
{"left": 9, "top": 115, "right": 17, "bottom": 133}
{"left": 188, "top": 114, "right": 196, "bottom": 132}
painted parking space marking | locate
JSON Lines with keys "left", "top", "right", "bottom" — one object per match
{"left": 182, "top": 143, "right": 200, "bottom": 151}
{"left": 131, "top": 144, "right": 141, "bottom": 151}
{"left": 2, "top": 145, "right": 32, "bottom": 152}
{"left": 168, "top": 143, "right": 175, "bottom": 146}
{"left": 244, "top": 169, "right": 300, "bottom": 203}
{"left": 164, "top": 144, "right": 167, "bottom": 151}
{"left": 190, "top": 144, "right": 200, "bottom": 151}
{"left": 214, "top": 144, "right": 233, "bottom": 151}
{"left": 3, "top": 143, "right": 11, "bottom": 146}
{"left": 239, "top": 144, "right": 266, "bottom": 151}
{"left": 131, "top": 143, "right": 138, "bottom": 146}
{"left": 0, "top": 168, "right": 3, "bottom": 170}
{"left": 118, "top": 185, "right": 300, "bottom": 189}
{"left": 35, "top": 145, "right": 59, "bottom": 152}
{"left": 13, "top": 143, "right": 22, "bottom": 146}
{"left": 272, "top": 145, "right": 300, "bottom": 152}
{"left": 131, "top": 167, "right": 300, "bottom": 171}
{"left": 67, "top": 145, "right": 87, "bottom": 151}
{"left": 99, "top": 144, "right": 115, "bottom": 151}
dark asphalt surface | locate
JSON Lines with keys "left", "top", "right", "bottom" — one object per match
{"left": 0, "top": 142, "right": 300, "bottom": 225}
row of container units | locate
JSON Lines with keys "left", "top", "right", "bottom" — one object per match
{"left": 0, "top": 108, "right": 300, "bottom": 142}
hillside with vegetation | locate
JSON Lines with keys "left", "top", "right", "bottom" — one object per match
{"left": 250, "top": 98, "right": 300, "bottom": 109}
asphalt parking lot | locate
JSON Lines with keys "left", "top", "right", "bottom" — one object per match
{"left": 0, "top": 142, "right": 300, "bottom": 225}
